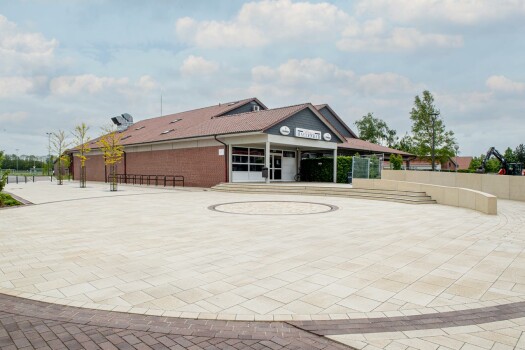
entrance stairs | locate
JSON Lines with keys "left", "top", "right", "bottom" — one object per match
{"left": 211, "top": 183, "right": 436, "bottom": 205}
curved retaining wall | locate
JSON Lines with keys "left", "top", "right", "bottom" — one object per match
{"left": 353, "top": 178, "right": 497, "bottom": 215}
{"left": 382, "top": 170, "right": 525, "bottom": 201}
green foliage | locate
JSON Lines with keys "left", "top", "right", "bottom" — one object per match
{"left": 469, "top": 154, "right": 501, "bottom": 173}
{"left": 504, "top": 147, "right": 516, "bottom": 163}
{"left": 0, "top": 170, "right": 8, "bottom": 192}
{"left": 396, "top": 133, "right": 414, "bottom": 154}
{"left": 301, "top": 156, "right": 353, "bottom": 183}
{"left": 390, "top": 154, "right": 403, "bottom": 170}
{"left": 515, "top": 144, "right": 525, "bottom": 163}
{"left": 0, "top": 192, "right": 21, "bottom": 207}
{"left": 409, "top": 90, "right": 457, "bottom": 165}
{"left": 354, "top": 113, "right": 398, "bottom": 147}
{"left": 0, "top": 150, "right": 4, "bottom": 168}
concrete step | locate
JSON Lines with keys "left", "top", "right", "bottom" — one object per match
{"left": 211, "top": 183, "right": 436, "bottom": 205}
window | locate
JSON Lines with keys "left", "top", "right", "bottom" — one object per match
{"left": 283, "top": 151, "right": 296, "bottom": 158}
{"left": 232, "top": 147, "right": 265, "bottom": 172}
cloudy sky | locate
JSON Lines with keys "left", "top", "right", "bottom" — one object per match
{"left": 1, "top": 0, "right": 524, "bottom": 157}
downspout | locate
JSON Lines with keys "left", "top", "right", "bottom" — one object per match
{"left": 214, "top": 135, "right": 228, "bottom": 183}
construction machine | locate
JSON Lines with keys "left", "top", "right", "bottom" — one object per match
{"left": 476, "top": 147, "right": 524, "bottom": 175}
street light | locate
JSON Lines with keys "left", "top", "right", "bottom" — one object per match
{"left": 454, "top": 144, "right": 459, "bottom": 173}
{"left": 15, "top": 149, "right": 19, "bottom": 172}
{"left": 46, "top": 132, "right": 52, "bottom": 176}
{"left": 429, "top": 112, "right": 440, "bottom": 171}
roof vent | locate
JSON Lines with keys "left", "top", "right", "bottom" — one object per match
{"left": 160, "top": 129, "right": 175, "bottom": 135}
{"left": 121, "top": 135, "right": 132, "bottom": 140}
{"left": 135, "top": 126, "right": 145, "bottom": 130}
{"left": 227, "top": 101, "right": 237, "bottom": 106}
{"left": 252, "top": 105, "right": 260, "bottom": 112}
{"left": 111, "top": 113, "right": 134, "bottom": 131}
{"left": 169, "top": 119, "right": 182, "bottom": 124}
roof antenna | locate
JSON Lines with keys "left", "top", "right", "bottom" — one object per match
{"left": 160, "top": 90, "right": 163, "bottom": 117}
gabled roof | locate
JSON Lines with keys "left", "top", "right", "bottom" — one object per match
{"left": 83, "top": 99, "right": 345, "bottom": 149}
{"left": 86, "top": 97, "right": 266, "bottom": 148}
{"left": 314, "top": 104, "right": 358, "bottom": 138}
{"left": 339, "top": 137, "right": 413, "bottom": 156}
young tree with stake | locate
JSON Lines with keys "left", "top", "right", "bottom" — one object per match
{"left": 73, "top": 123, "right": 91, "bottom": 188}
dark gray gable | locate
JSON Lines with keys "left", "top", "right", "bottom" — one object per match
{"left": 222, "top": 100, "right": 266, "bottom": 116}
{"left": 265, "top": 108, "right": 344, "bottom": 143}
{"left": 318, "top": 106, "right": 353, "bottom": 138}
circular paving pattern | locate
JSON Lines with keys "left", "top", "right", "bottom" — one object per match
{"left": 208, "top": 200, "right": 339, "bottom": 215}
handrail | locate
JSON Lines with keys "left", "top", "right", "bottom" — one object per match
{"left": 108, "top": 174, "right": 184, "bottom": 187}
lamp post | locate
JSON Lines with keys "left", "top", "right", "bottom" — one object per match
{"left": 15, "top": 149, "right": 19, "bottom": 172}
{"left": 454, "top": 144, "right": 459, "bottom": 173}
{"left": 46, "top": 132, "right": 52, "bottom": 176}
{"left": 429, "top": 112, "right": 440, "bottom": 171}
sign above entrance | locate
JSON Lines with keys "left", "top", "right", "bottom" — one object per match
{"left": 323, "top": 133, "right": 332, "bottom": 141}
{"left": 279, "top": 126, "right": 291, "bottom": 136}
{"left": 295, "top": 128, "right": 321, "bottom": 140}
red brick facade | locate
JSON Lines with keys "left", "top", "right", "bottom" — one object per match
{"left": 73, "top": 146, "right": 227, "bottom": 188}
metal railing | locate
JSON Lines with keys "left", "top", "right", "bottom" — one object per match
{"left": 108, "top": 174, "right": 185, "bottom": 187}
{"left": 6, "top": 175, "right": 55, "bottom": 184}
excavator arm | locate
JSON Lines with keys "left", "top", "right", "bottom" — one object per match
{"left": 476, "top": 147, "right": 509, "bottom": 174}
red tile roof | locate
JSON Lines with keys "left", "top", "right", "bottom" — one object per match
{"left": 338, "top": 137, "right": 413, "bottom": 156}
{"left": 451, "top": 156, "right": 473, "bottom": 169}
{"left": 85, "top": 99, "right": 343, "bottom": 149}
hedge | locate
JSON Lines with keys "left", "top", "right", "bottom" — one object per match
{"left": 300, "top": 156, "right": 353, "bottom": 183}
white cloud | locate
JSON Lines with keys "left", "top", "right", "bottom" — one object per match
{"left": 486, "top": 75, "right": 525, "bottom": 93}
{"left": 0, "top": 76, "right": 47, "bottom": 97}
{"left": 358, "top": 73, "right": 419, "bottom": 94}
{"left": 356, "top": 0, "right": 525, "bottom": 25}
{"left": 338, "top": 23, "right": 463, "bottom": 52}
{"left": 0, "top": 15, "right": 58, "bottom": 74}
{"left": 137, "top": 75, "right": 157, "bottom": 91}
{"left": 50, "top": 74, "right": 129, "bottom": 95}
{"left": 252, "top": 58, "right": 354, "bottom": 86}
{"left": 175, "top": 0, "right": 348, "bottom": 48}
{"left": 0, "top": 111, "right": 27, "bottom": 123}
{"left": 180, "top": 55, "right": 219, "bottom": 76}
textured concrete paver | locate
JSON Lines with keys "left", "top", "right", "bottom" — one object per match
{"left": 3, "top": 180, "right": 525, "bottom": 349}
{"left": 2, "top": 181, "right": 525, "bottom": 321}
{"left": 0, "top": 293, "right": 350, "bottom": 349}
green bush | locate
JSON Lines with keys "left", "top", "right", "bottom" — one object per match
{"left": 0, "top": 171, "right": 8, "bottom": 192}
{"left": 389, "top": 154, "right": 403, "bottom": 170}
{"left": 300, "top": 156, "right": 353, "bottom": 183}
{"left": 0, "top": 193, "right": 20, "bottom": 207}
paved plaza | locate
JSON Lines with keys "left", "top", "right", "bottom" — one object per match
{"left": 1, "top": 181, "right": 525, "bottom": 349}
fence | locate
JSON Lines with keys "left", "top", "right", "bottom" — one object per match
{"left": 108, "top": 174, "right": 185, "bottom": 187}
{"left": 6, "top": 175, "right": 55, "bottom": 184}
{"left": 350, "top": 154, "right": 384, "bottom": 182}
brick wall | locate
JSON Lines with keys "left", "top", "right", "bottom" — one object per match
{"left": 77, "top": 146, "right": 227, "bottom": 187}
{"left": 74, "top": 154, "right": 107, "bottom": 182}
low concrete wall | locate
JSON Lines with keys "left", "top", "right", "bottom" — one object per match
{"left": 382, "top": 170, "right": 525, "bottom": 201}
{"left": 353, "top": 178, "right": 497, "bottom": 215}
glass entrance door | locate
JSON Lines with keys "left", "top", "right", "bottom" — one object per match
{"left": 270, "top": 154, "right": 282, "bottom": 180}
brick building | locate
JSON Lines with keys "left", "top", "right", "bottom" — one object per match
{"left": 70, "top": 98, "right": 411, "bottom": 187}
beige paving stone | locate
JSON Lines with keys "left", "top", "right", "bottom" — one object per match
{"left": 240, "top": 296, "right": 284, "bottom": 314}
{"left": 264, "top": 287, "right": 305, "bottom": 303}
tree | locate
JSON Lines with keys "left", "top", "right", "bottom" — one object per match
{"left": 390, "top": 154, "right": 403, "bottom": 170}
{"left": 73, "top": 123, "right": 91, "bottom": 188}
{"left": 515, "top": 144, "right": 525, "bottom": 163}
{"left": 97, "top": 126, "right": 124, "bottom": 191}
{"left": 51, "top": 130, "right": 71, "bottom": 185}
{"left": 504, "top": 147, "right": 516, "bottom": 163}
{"left": 469, "top": 154, "right": 501, "bottom": 173}
{"left": 410, "top": 90, "right": 457, "bottom": 170}
{"left": 0, "top": 150, "right": 4, "bottom": 169}
{"left": 354, "top": 113, "right": 398, "bottom": 148}
{"left": 396, "top": 133, "right": 415, "bottom": 154}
